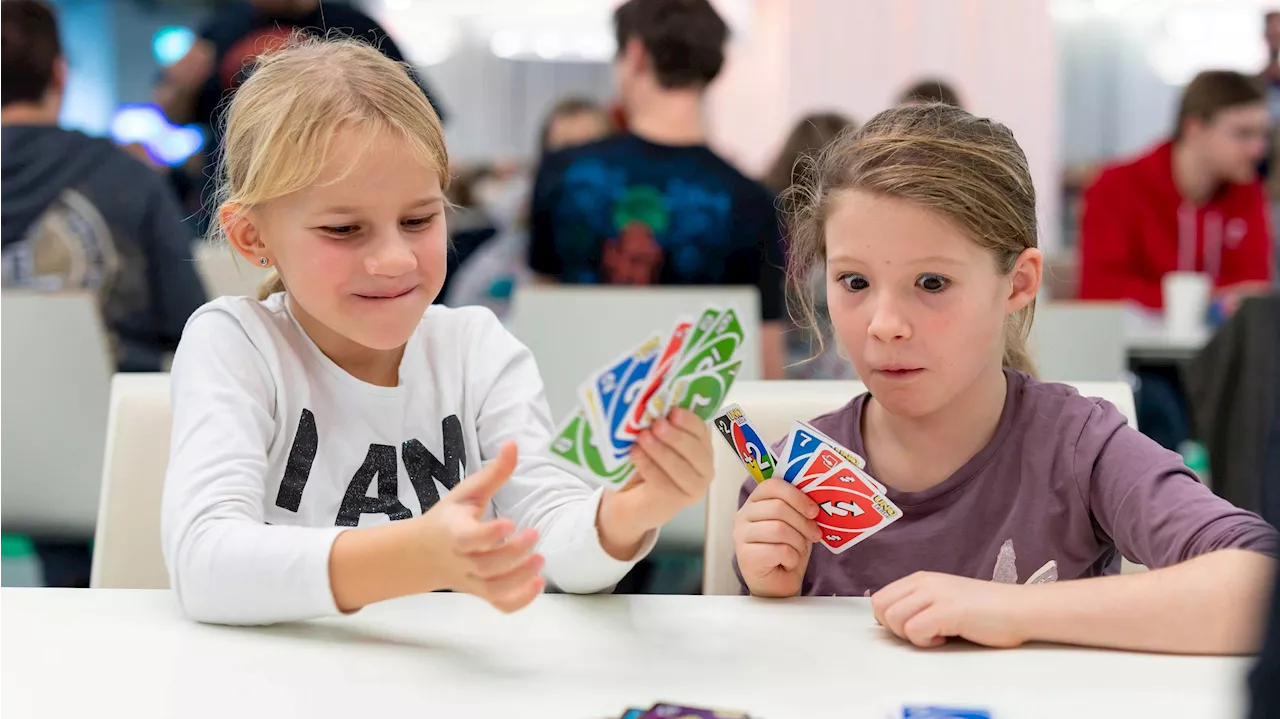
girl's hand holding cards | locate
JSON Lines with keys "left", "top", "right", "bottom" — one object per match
{"left": 871, "top": 571, "right": 1026, "bottom": 649}
{"left": 597, "top": 408, "right": 715, "bottom": 559}
{"left": 417, "top": 442, "right": 547, "bottom": 613}
{"left": 734, "top": 478, "right": 822, "bottom": 598}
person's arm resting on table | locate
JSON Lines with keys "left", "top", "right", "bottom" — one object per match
{"left": 872, "top": 402, "right": 1277, "bottom": 654}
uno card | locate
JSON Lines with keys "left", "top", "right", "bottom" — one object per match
{"left": 792, "top": 446, "right": 845, "bottom": 489}
{"left": 617, "top": 319, "right": 693, "bottom": 442}
{"left": 779, "top": 421, "right": 887, "bottom": 494}
{"left": 597, "top": 338, "right": 666, "bottom": 466}
{"left": 578, "top": 340, "right": 645, "bottom": 445}
{"left": 803, "top": 462, "right": 900, "bottom": 553}
{"left": 639, "top": 705, "right": 747, "bottom": 719}
{"left": 902, "top": 707, "right": 992, "bottom": 719}
{"left": 548, "top": 409, "right": 636, "bottom": 487}
{"left": 794, "top": 421, "right": 885, "bottom": 494}
{"left": 797, "top": 421, "right": 867, "bottom": 469}
{"left": 778, "top": 425, "right": 826, "bottom": 483}
{"left": 665, "top": 360, "right": 742, "bottom": 420}
{"left": 712, "top": 403, "right": 776, "bottom": 483}
{"left": 678, "top": 308, "right": 722, "bottom": 365}
{"left": 646, "top": 309, "right": 744, "bottom": 421}
{"left": 580, "top": 334, "right": 663, "bottom": 464}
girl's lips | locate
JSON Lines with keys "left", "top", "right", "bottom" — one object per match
{"left": 874, "top": 367, "right": 924, "bottom": 379}
{"left": 354, "top": 285, "right": 418, "bottom": 300}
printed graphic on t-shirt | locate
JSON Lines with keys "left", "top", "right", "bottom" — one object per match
{"left": 273, "top": 409, "right": 468, "bottom": 526}
{"left": 991, "top": 538, "right": 1058, "bottom": 585}
{"left": 552, "top": 158, "right": 733, "bottom": 285}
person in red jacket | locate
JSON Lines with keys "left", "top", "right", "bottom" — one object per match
{"left": 1079, "top": 70, "right": 1276, "bottom": 310}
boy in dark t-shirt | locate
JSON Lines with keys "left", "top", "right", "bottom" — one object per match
{"left": 528, "top": 0, "right": 786, "bottom": 379}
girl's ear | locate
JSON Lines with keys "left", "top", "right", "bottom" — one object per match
{"left": 1006, "top": 247, "right": 1043, "bottom": 314}
{"left": 221, "top": 204, "right": 273, "bottom": 267}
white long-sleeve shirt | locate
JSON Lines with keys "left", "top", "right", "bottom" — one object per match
{"left": 161, "top": 294, "right": 653, "bottom": 625}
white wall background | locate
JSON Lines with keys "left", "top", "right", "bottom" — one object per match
{"left": 1055, "top": 0, "right": 1280, "bottom": 164}
{"left": 708, "top": 0, "right": 1063, "bottom": 254}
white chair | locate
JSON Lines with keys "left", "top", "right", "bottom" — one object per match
{"left": 1029, "top": 302, "right": 1127, "bottom": 381}
{"left": 194, "top": 243, "right": 271, "bottom": 298}
{"left": 1, "top": 292, "right": 113, "bottom": 536}
{"left": 508, "top": 285, "right": 763, "bottom": 552}
{"left": 90, "top": 373, "right": 172, "bottom": 589}
{"left": 703, "top": 379, "right": 1138, "bottom": 595}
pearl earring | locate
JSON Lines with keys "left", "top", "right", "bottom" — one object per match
{"left": 258, "top": 257, "right": 269, "bottom": 266}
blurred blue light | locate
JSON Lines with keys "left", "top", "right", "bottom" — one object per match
{"left": 110, "top": 104, "right": 205, "bottom": 167}
{"left": 153, "top": 27, "right": 195, "bottom": 67}
{"left": 110, "top": 105, "right": 166, "bottom": 143}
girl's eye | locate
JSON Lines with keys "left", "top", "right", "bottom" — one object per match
{"left": 321, "top": 225, "right": 358, "bottom": 237}
{"left": 402, "top": 214, "right": 438, "bottom": 230}
{"left": 916, "top": 273, "right": 950, "bottom": 293}
{"left": 838, "top": 273, "right": 869, "bottom": 292}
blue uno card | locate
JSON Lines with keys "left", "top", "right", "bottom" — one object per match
{"left": 780, "top": 425, "right": 825, "bottom": 483}
{"left": 596, "top": 334, "right": 663, "bottom": 464}
{"left": 580, "top": 352, "right": 636, "bottom": 445}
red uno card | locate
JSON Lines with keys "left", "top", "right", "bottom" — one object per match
{"left": 803, "top": 462, "right": 901, "bottom": 553}
{"left": 793, "top": 446, "right": 845, "bottom": 490}
{"left": 619, "top": 319, "right": 693, "bottom": 441}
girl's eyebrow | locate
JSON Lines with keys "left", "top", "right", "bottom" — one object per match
{"left": 315, "top": 195, "right": 445, "bottom": 215}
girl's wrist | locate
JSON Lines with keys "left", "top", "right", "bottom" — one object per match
{"left": 329, "top": 521, "right": 443, "bottom": 611}
{"left": 596, "top": 492, "right": 649, "bottom": 561}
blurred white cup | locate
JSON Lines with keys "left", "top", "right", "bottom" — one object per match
{"left": 1162, "top": 271, "right": 1211, "bottom": 337}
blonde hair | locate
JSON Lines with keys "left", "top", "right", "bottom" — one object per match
{"left": 206, "top": 35, "right": 449, "bottom": 301}
{"left": 785, "top": 103, "right": 1039, "bottom": 376}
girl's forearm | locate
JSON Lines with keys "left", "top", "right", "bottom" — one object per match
{"left": 328, "top": 522, "right": 440, "bottom": 612}
{"left": 1012, "top": 549, "right": 1275, "bottom": 654}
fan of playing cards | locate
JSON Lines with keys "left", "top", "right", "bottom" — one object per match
{"left": 549, "top": 306, "right": 747, "bottom": 488}
{"left": 713, "top": 403, "right": 903, "bottom": 554}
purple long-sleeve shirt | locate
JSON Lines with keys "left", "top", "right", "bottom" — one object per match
{"left": 737, "top": 370, "right": 1277, "bottom": 596}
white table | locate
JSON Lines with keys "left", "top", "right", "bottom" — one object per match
{"left": 1, "top": 589, "right": 1252, "bottom": 719}
{"left": 1124, "top": 308, "right": 1212, "bottom": 362}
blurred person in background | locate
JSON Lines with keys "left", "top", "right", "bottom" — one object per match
{"left": 1079, "top": 70, "right": 1274, "bottom": 312}
{"left": 1078, "top": 70, "right": 1275, "bottom": 453}
{"left": 153, "top": 0, "right": 446, "bottom": 227}
{"left": 762, "top": 112, "right": 857, "bottom": 380}
{"left": 1, "top": 0, "right": 208, "bottom": 588}
{"left": 898, "top": 78, "right": 963, "bottom": 108}
{"left": 1261, "top": 10, "right": 1280, "bottom": 272}
{"left": 445, "top": 98, "right": 613, "bottom": 318}
{"left": 528, "top": 0, "right": 787, "bottom": 380}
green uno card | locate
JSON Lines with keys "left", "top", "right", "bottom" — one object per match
{"left": 548, "top": 409, "right": 636, "bottom": 486}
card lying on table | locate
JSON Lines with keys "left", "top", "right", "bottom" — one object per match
{"left": 622, "top": 703, "right": 749, "bottom": 719}
{"left": 549, "top": 305, "right": 748, "bottom": 488}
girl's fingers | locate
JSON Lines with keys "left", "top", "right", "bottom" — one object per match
{"left": 466, "top": 528, "right": 539, "bottom": 579}
{"left": 739, "top": 499, "right": 822, "bottom": 542}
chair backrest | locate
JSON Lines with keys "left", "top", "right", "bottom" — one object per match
{"left": 90, "top": 373, "right": 172, "bottom": 589}
{"left": 1, "top": 292, "right": 113, "bottom": 536}
{"left": 703, "top": 379, "right": 1137, "bottom": 595}
{"left": 508, "top": 285, "right": 762, "bottom": 552}
{"left": 1029, "top": 302, "right": 1127, "bottom": 381}
{"left": 194, "top": 243, "right": 271, "bottom": 298}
